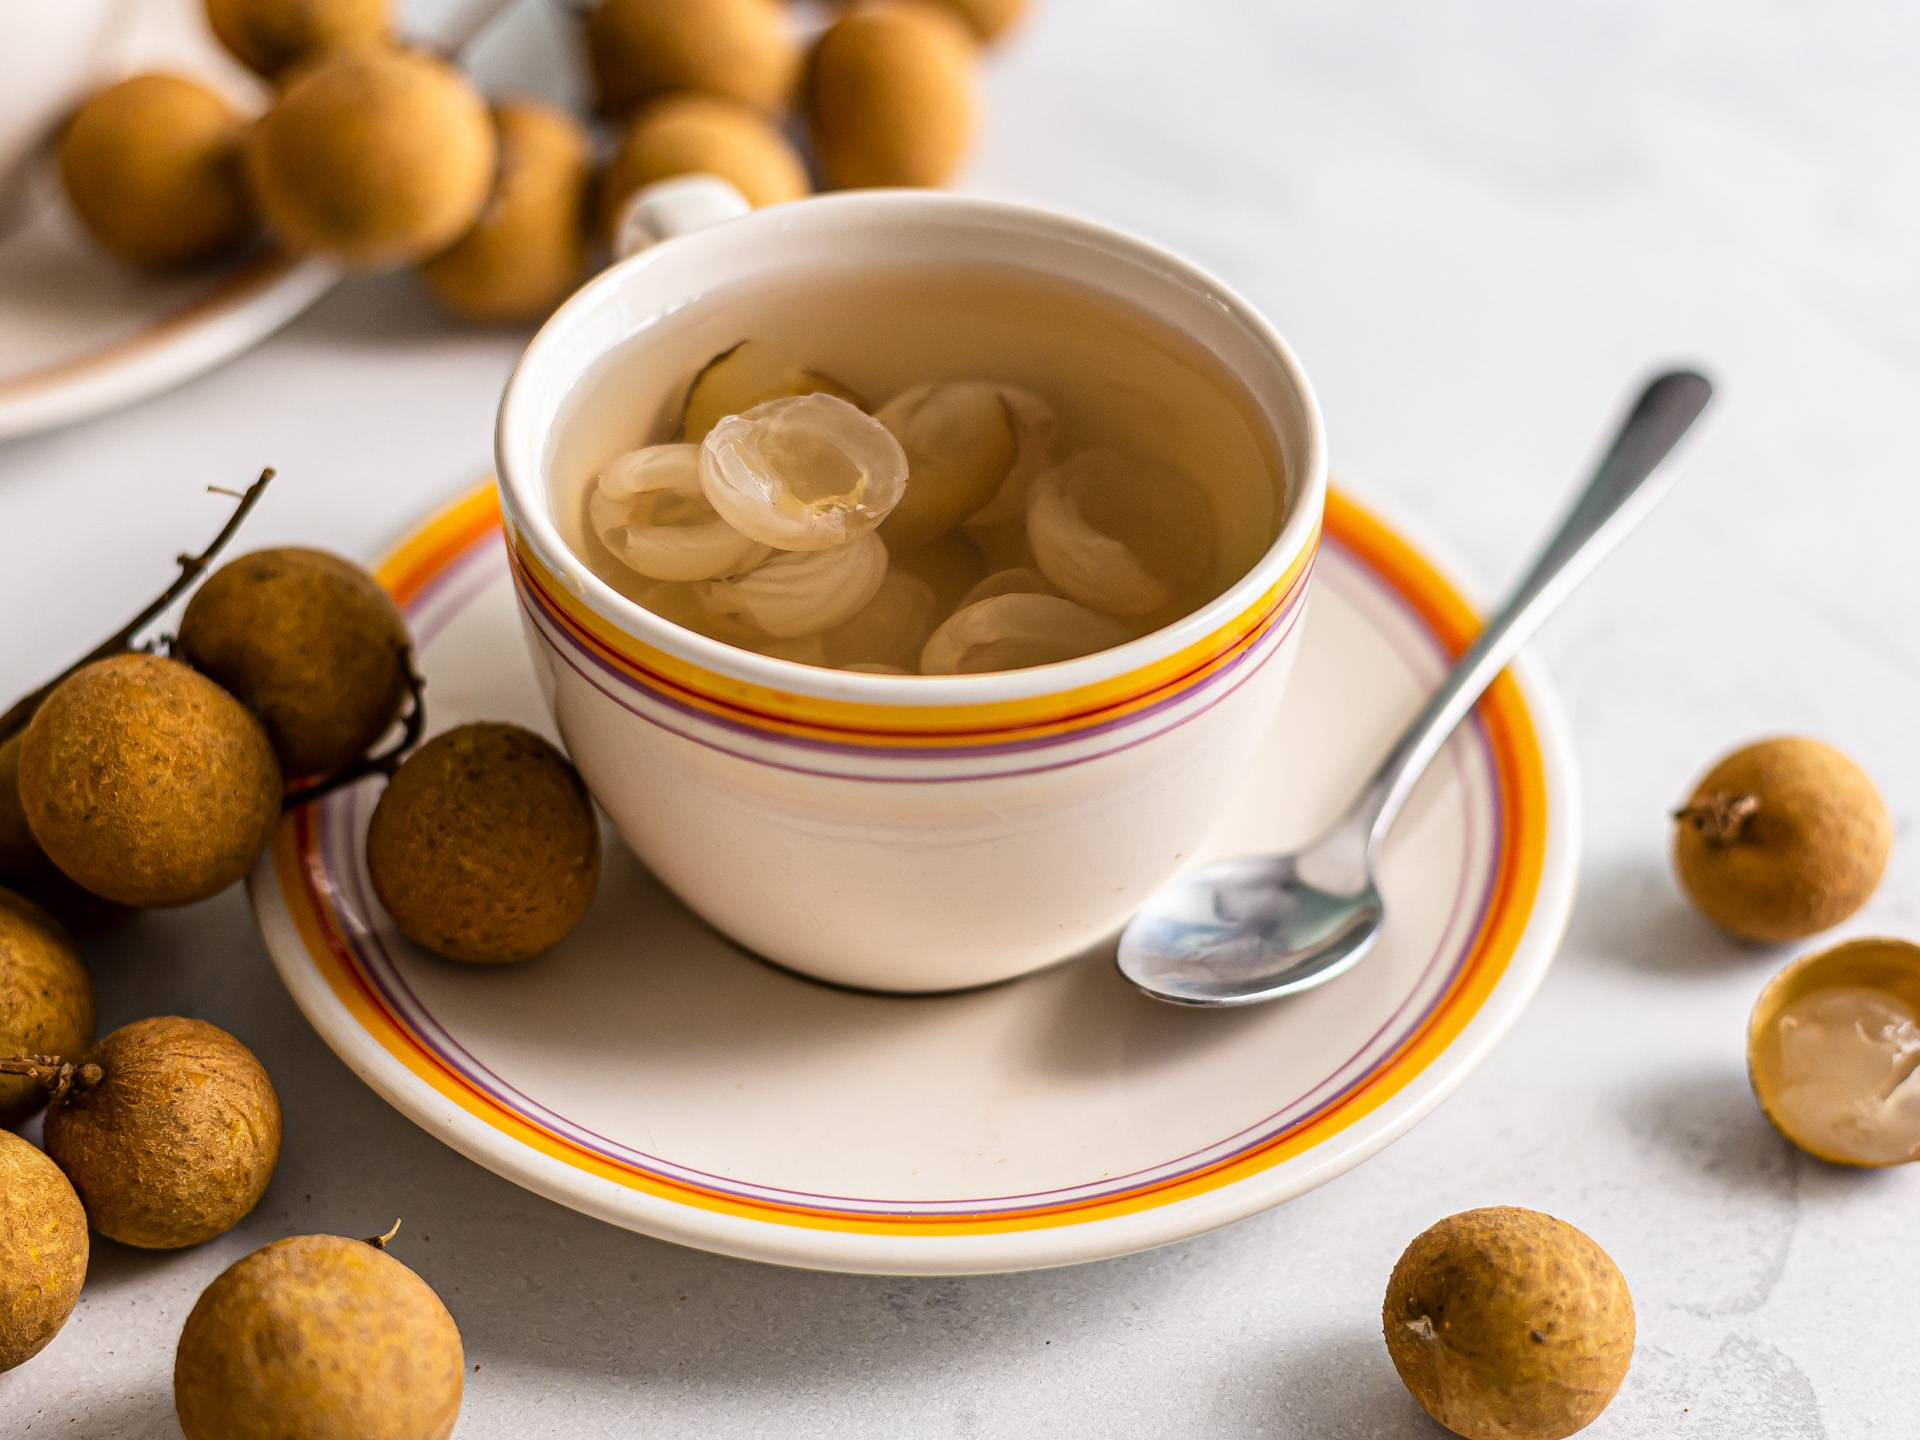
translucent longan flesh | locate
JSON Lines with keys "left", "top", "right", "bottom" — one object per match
{"left": 701, "top": 394, "right": 906, "bottom": 551}
{"left": 693, "top": 532, "right": 889, "bottom": 638}
{"left": 959, "top": 566, "right": 1056, "bottom": 608}
{"left": 682, "top": 341, "right": 863, "bottom": 442}
{"left": 590, "top": 444, "right": 771, "bottom": 581}
{"left": 877, "top": 381, "right": 1052, "bottom": 550}
{"left": 821, "top": 570, "right": 938, "bottom": 670}
{"left": 920, "top": 593, "right": 1132, "bottom": 675}
{"left": 1027, "top": 449, "right": 1213, "bottom": 617}
{"left": 1765, "top": 986, "right": 1920, "bottom": 1164}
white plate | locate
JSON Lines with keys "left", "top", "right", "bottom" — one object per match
{"left": 0, "top": 0, "right": 338, "bottom": 440}
{"left": 249, "top": 482, "right": 1580, "bottom": 1275}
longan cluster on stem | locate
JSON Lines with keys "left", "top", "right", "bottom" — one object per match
{"left": 54, "top": 0, "right": 1032, "bottom": 324}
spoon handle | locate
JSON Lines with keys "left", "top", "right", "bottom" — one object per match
{"left": 1351, "top": 369, "right": 1713, "bottom": 855}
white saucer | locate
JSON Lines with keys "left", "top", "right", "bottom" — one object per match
{"left": 249, "top": 482, "right": 1580, "bottom": 1275}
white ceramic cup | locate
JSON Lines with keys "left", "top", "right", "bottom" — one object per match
{"left": 496, "top": 183, "right": 1327, "bottom": 992}
{"left": 0, "top": 0, "right": 133, "bottom": 232}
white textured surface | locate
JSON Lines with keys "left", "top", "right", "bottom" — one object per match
{"left": 2, "top": 0, "right": 1916, "bottom": 1435}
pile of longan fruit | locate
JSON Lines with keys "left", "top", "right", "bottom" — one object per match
{"left": 0, "top": 476, "right": 604, "bottom": 1435}
{"left": 57, "top": 0, "right": 1027, "bottom": 322}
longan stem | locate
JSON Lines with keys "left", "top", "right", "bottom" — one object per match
{"left": 366, "top": 1219, "right": 403, "bottom": 1250}
{"left": 1673, "top": 792, "right": 1760, "bottom": 847}
{"left": 0, "top": 1055, "right": 103, "bottom": 1103}
{"left": 282, "top": 648, "right": 429, "bottom": 809}
{"left": 0, "top": 470, "right": 275, "bottom": 745}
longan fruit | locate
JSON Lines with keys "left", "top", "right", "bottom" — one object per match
{"left": 804, "top": 3, "right": 977, "bottom": 189}
{"left": 0, "top": 890, "right": 93, "bottom": 1129}
{"left": 245, "top": 47, "right": 496, "bottom": 268}
{"left": 420, "top": 99, "right": 593, "bottom": 324}
{"left": 586, "top": 0, "right": 796, "bottom": 115}
{"left": 204, "top": 0, "right": 390, "bottom": 78}
{"left": 599, "top": 94, "right": 808, "bottom": 238}
{"left": 0, "top": 1132, "right": 88, "bottom": 1374}
{"left": 59, "top": 73, "right": 254, "bottom": 268}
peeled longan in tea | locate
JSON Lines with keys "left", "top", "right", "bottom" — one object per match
{"left": 1384, "top": 1207, "right": 1634, "bottom": 1440}
{"left": 1672, "top": 737, "right": 1890, "bottom": 944}
{"left": 586, "top": 0, "right": 796, "bottom": 115}
{"left": 178, "top": 547, "right": 410, "bottom": 779}
{"left": 420, "top": 99, "right": 592, "bottom": 324}
{"left": 702, "top": 394, "right": 908, "bottom": 551}
{"left": 1748, "top": 937, "right": 1920, "bottom": 1167}
{"left": 1027, "top": 449, "right": 1214, "bottom": 618}
{"left": 805, "top": 3, "right": 977, "bottom": 189}
{"left": 43, "top": 1016, "right": 283, "bottom": 1250}
{"left": 599, "top": 95, "right": 809, "bottom": 236}
{"left": 920, "top": 594, "right": 1130, "bottom": 675}
{"left": 175, "top": 1230, "right": 463, "bottom": 1440}
{"left": 59, "top": 73, "right": 253, "bottom": 268}
{"left": 590, "top": 443, "right": 771, "bottom": 583}
{"left": 205, "top": 0, "right": 390, "bottom": 77}
{"left": 821, "top": 570, "right": 938, "bottom": 670}
{"left": 18, "top": 655, "right": 282, "bottom": 908}
{"left": 876, "top": 381, "right": 1054, "bottom": 551}
{"left": 0, "top": 890, "right": 94, "bottom": 1129}
{"left": 246, "top": 47, "right": 496, "bottom": 267}
{"left": 0, "top": 1130, "right": 88, "bottom": 1374}
{"left": 694, "top": 533, "right": 890, "bottom": 639}
{"left": 679, "top": 342, "right": 862, "bottom": 444}
{"left": 368, "top": 724, "right": 600, "bottom": 965}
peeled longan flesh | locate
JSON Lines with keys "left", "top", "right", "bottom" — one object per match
{"left": 18, "top": 655, "right": 282, "bottom": 908}
{"left": 59, "top": 73, "right": 253, "bottom": 268}
{"left": 805, "top": 3, "right": 977, "bottom": 189}
{"left": 0, "top": 890, "right": 94, "bottom": 1129}
{"left": 368, "top": 724, "right": 600, "bottom": 965}
{"left": 420, "top": 99, "right": 591, "bottom": 324}
{"left": 821, "top": 570, "right": 938, "bottom": 670}
{"left": 44, "top": 1016, "right": 283, "bottom": 1250}
{"left": 0, "top": 1131, "right": 87, "bottom": 1374}
{"left": 586, "top": 0, "right": 796, "bottom": 115}
{"left": 1027, "top": 449, "right": 1213, "bottom": 618}
{"left": 205, "top": 0, "right": 390, "bottom": 77}
{"left": 1384, "top": 1207, "right": 1634, "bottom": 1440}
{"left": 175, "top": 1232, "right": 463, "bottom": 1440}
{"left": 599, "top": 95, "right": 808, "bottom": 236}
{"left": 679, "top": 341, "right": 863, "bottom": 444}
{"left": 877, "top": 381, "right": 1054, "bottom": 551}
{"left": 178, "top": 547, "right": 410, "bottom": 780}
{"left": 694, "top": 533, "right": 890, "bottom": 639}
{"left": 701, "top": 394, "right": 908, "bottom": 551}
{"left": 246, "top": 47, "right": 496, "bottom": 268}
{"left": 590, "top": 444, "right": 771, "bottom": 583}
{"left": 920, "top": 593, "right": 1130, "bottom": 675}
{"left": 1672, "top": 737, "right": 1890, "bottom": 943}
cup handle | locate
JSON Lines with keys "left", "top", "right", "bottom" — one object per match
{"left": 611, "top": 176, "right": 753, "bottom": 261}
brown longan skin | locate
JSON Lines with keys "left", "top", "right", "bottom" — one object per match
{"left": 0, "top": 1131, "right": 88, "bottom": 1374}
{"left": 0, "top": 735, "right": 122, "bottom": 933}
{"left": 586, "top": 0, "right": 797, "bottom": 116}
{"left": 205, "top": 0, "right": 391, "bottom": 78}
{"left": 598, "top": 94, "right": 809, "bottom": 237}
{"left": 804, "top": 3, "right": 977, "bottom": 189}
{"left": 1384, "top": 1207, "right": 1634, "bottom": 1440}
{"left": 1672, "top": 737, "right": 1891, "bottom": 944}
{"left": 178, "top": 547, "right": 410, "bottom": 780}
{"left": 0, "top": 890, "right": 94, "bottom": 1129}
{"left": 18, "top": 655, "right": 282, "bottom": 909}
{"left": 419, "top": 99, "right": 593, "bottom": 324}
{"left": 246, "top": 48, "right": 497, "bottom": 268}
{"left": 43, "top": 1017, "right": 283, "bottom": 1250}
{"left": 176, "top": 1233, "right": 463, "bottom": 1440}
{"left": 59, "top": 73, "right": 254, "bottom": 269}
{"left": 368, "top": 723, "right": 600, "bottom": 965}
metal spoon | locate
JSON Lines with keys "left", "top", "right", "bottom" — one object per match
{"left": 1117, "top": 370, "right": 1713, "bottom": 1007}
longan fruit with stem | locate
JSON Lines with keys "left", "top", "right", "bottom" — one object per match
{"left": 0, "top": 890, "right": 93, "bottom": 1129}
{"left": 59, "top": 73, "right": 254, "bottom": 268}
{"left": 37, "top": 1016, "right": 282, "bottom": 1250}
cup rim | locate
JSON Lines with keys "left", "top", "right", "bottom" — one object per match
{"left": 495, "top": 189, "right": 1328, "bottom": 707}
